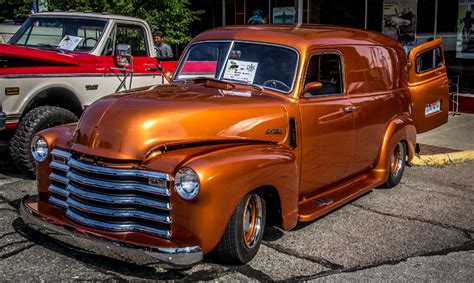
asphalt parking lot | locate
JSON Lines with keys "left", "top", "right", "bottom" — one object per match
{"left": 0, "top": 158, "right": 473, "bottom": 281}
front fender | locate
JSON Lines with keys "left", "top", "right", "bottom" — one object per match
{"left": 166, "top": 143, "right": 299, "bottom": 253}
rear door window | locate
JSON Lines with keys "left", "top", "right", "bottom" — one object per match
{"left": 416, "top": 47, "right": 444, "bottom": 73}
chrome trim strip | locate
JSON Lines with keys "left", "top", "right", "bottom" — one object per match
{"left": 68, "top": 158, "right": 170, "bottom": 181}
{"left": 66, "top": 209, "right": 171, "bottom": 238}
{"left": 48, "top": 184, "right": 69, "bottom": 197}
{"left": 67, "top": 171, "right": 170, "bottom": 197}
{"left": 50, "top": 173, "right": 69, "bottom": 185}
{"left": 67, "top": 184, "right": 171, "bottom": 211}
{"left": 50, "top": 161, "right": 70, "bottom": 172}
{"left": 20, "top": 197, "right": 201, "bottom": 267}
{"left": 66, "top": 198, "right": 171, "bottom": 224}
{"left": 48, "top": 195, "right": 68, "bottom": 208}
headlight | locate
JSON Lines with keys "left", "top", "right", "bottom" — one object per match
{"left": 31, "top": 135, "right": 48, "bottom": 162}
{"left": 174, "top": 167, "right": 200, "bottom": 200}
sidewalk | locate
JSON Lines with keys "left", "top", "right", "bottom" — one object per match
{"left": 413, "top": 113, "right": 474, "bottom": 166}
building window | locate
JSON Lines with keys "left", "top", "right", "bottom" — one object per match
{"left": 308, "top": 0, "right": 365, "bottom": 28}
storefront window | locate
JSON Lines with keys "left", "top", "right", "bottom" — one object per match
{"left": 367, "top": 0, "right": 383, "bottom": 32}
{"left": 225, "top": 0, "right": 236, "bottom": 25}
{"left": 415, "top": 0, "right": 435, "bottom": 45}
{"left": 271, "top": 0, "right": 297, "bottom": 24}
{"left": 246, "top": 0, "right": 269, "bottom": 24}
{"left": 308, "top": 0, "right": 365, "bottom": 28}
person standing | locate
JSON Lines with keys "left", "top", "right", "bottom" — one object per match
{"left": 154, "top": 30, "right": 173, "bottom": 60}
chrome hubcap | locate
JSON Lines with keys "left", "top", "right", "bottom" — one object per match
{"left": 243, "top": 194, "right": 263, "bottom": 248}
{"left": 391, "top": 142, "right": 404, "bottom": 177}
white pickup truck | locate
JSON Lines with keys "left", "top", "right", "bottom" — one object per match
{"left": 0, "top": 12, "right": 176, "bottom": 174}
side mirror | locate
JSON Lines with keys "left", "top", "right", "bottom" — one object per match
{"left": 115, "top": 44, "right": 133, "bottom": 67}
{"left": 301, "top": 81, "right": 323, "bottom": 97}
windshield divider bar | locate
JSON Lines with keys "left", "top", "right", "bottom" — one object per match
{"left": 217, "top": 40, "right": 235, "bottom": 80}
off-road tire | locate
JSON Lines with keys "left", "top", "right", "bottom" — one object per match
{"left": 382, "top": 141, "right": 407, "bottom": 188}
{"left": 9, "top": 106, "right": 78, "bottom": 176}
{"left": 216, "top": 192, "right": 266, "bottom": 264}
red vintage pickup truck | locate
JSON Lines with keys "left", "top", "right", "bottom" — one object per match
{"left": 0, "top": 12, "right": 176, "bottom": 174}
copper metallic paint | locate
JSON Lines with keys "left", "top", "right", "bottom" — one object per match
{"left": 27, "top": 25, "right": 448, "bottom": 264}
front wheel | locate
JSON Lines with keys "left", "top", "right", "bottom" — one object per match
{"left": 383, "top": 141, "right": 407, "bottom": 188}
{"left": 9, "top": 106, "right": 78, "bottom": 176}
{"left": 216, "top": 192, "right": 266, "bottom": 264}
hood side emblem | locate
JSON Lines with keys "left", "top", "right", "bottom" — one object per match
{"left": 265, "top": 128, "right": 283, "bottom": 135}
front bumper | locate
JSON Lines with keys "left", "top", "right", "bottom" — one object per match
{"left": 0, "top": 112, "right": 6, "bottom": 131}
{"left": 20, "top": 196, "right": 203, "bottom": 268}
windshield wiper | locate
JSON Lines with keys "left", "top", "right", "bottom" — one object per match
{"left": 37, "top": 44, "right": 65, "bottom": 53}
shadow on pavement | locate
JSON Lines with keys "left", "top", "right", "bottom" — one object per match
{"left": 0, "top": 152, "right": 31, "bottom": 180}
{"left": 11, "top": 217, "right": 189, "bottom": 280}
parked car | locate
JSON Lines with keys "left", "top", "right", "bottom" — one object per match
{"left": 0, "top": 12, "right": 176, "bottom": 175}
{"left": 20, "top": 25, "right": 449, "bottom": 268}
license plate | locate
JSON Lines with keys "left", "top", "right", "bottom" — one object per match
{"left": 425, "top": 99, "right": 441, "bottom": 116}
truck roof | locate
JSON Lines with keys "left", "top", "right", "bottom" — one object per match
{"left": 194, "top": 24, "right": 403, "bottom": 51}
{"left": 31, "top": 11, "right": 149, "bottom": 26}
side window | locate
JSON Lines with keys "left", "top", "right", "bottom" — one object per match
{"left": 77, "top": 25, "right": 103, "bottom": 50}
{"left": 416, "top": 47, "right": 443, "bottom": 73}
{"left": 304, "top": 53, "right": 343, "bottom": 96}
{"left": 115, "top": 24, "right": 148, "bottom": 56}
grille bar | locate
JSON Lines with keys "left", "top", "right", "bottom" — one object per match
{"left": 48, "top": 149, "right": 171, "bottom": 238}
{"left": 67, "top": 171, "right": 169, "bottom": 197}
{"left": 66, "top": 209, "right": 171, "bottom": 238}
{"left": 69, "top": 158, "right": 169, "bottom": 180}
{"left": 66, "top": 198, "right": 171, "bottom": 224}
{"left": 50, "top": 172, "right": 68, "bottom": 185}
{"left": 48, "top": 184, "right": 68, "bottom": 197}
{"left": 67, "top": 184, "right": 170, "bottom": 211}
{"left": 50, "top": 160, "right": 69, "bottom": 172}
{"left": 49, "top": 195, "right": 68, "bottom": 208}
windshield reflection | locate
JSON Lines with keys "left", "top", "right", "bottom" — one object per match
{"left": 175, "top": 41, "right": 299, "bottom": 93}
{"left": 10, "top": 17, "right": 108, "bottom": 53}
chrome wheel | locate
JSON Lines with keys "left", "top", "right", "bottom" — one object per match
{"left": 390, "top": 142, "right": 405, "bottom": 178}
{"left": 242, "top": 194, "right": 263, "bottom": 249}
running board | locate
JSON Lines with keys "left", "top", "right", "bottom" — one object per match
{"left": 298, "top": 175, "right": 382, "bottom": 222}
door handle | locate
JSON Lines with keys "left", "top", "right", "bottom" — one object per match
{"left": 343, "top": 106, "right": 355, "bottom": 113}
{"left": 146, "top": 67, "right": 161, "bottom": 72}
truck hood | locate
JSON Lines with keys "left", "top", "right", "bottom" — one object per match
{"left": 0, "top": 44, "right": 80, "bottom": 66}
{"left": 72, "top": 82, "right": 289, "bottom": 160}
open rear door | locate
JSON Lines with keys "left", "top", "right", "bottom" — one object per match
{"left": 408, "top": 38, "right": 449, "bottom": 134}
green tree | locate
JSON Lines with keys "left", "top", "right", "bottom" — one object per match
{"left": 48, "top": 0, "right": 203, "bottom": 45}
{"left": 1, "top": 0, "right": 203, "bottom": 45}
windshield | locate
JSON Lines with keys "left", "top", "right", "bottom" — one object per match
{"left": 175, "top": 41, "right": 299, "bottom": 93}
{"left": 9, "top": 17, "right": 108, "bottom": 53}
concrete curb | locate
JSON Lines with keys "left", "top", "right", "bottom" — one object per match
{"left": 411, "top": 150, "right": 474, "bottom": 166}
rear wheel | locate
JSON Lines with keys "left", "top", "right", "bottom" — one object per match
{"left": 9, "top": 106, "right": 78, "bottom": 176}
{"left": 216, "top": 192, "right": 266, "bottom": 264}
{"left": 383, "top": 141, "right": 406, "bottom": 188}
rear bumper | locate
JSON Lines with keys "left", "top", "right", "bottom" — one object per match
{"left": 0, "top": 112, "right": 5, "bottom": 131}
{"left": 20, "top": 196, "right": 203, "bottom": 268}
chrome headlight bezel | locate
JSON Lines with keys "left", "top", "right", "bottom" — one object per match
{"left": 174, "top": 167, "right": 200, "bottom": 200}
{"left": 31, "top": 135, "right": 49, "bottom": 162}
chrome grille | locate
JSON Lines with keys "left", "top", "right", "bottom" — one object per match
{"left": 48, "top": 149, "right": 171, "bottom": 238}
